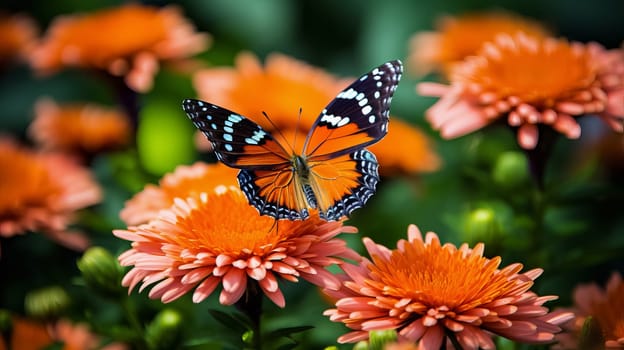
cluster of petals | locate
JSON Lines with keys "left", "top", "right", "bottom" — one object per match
{"left": 114, "top": 186, "right": 360, "bottom": 308}
{"left": 193, "top": 52, "right": 440, "bottom": 175}
{"left": 555, "top": 272, "right": 624, "bottom": 349}
{"left": 30, "top": 4, "right": 210, "bottom": 92}
{"left": 0, "top": 139, "right": 101, "bottom": 250}
{"left": 323, "top": 224, "right": 573, "bottom": 349}
{"left": 418, "top": 33, "right": 624, "bottom": 149}
{"left": 29, "top": 98, "right": 131, "bottom": 154}
{"left": 0, "top": 12, "right": 38, "bottom": 65}
{"left": 120, "top": 161, "right": 237, "bottom": 226}
{"left": 408, "top": 11, "right": 549, "bottom": 77}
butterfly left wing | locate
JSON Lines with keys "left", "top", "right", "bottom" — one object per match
{"left": 303, "top": 60, "right": 403, "bottom": 161}
{"left": 182, "top": 99, "right": 292, "bottom": 169}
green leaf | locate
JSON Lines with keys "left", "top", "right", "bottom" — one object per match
{"left": 208, "top": 309, "right": 251, "bottom": 333}
{"left": 265, "top": 325, "right": 314, "bottom": 339}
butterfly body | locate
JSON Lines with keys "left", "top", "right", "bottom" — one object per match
{"left": 183, "top": 60, "right": 402, "bottom": 221}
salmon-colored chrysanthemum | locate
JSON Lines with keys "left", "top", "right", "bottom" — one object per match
{"left": 0, "top": 139, "right": 101, "bottom": 250}
{"left": 120, "top": 161, "right": 238, "bottom": 226}
{"left": 193, "top": 52, "right": 440, "bottom": 175}
{"left": 30, "top": 4, "right": 210, "bottom": 92}
{"left": 323, "top": 224, "right": 573, "bottom": 349}
{"left": 115, "top": 186, "right": 360, "bottom": 307}
{"left": 0, "top": 13, "right": 38, "bottom": 64}
{"left": 29, "top": 98, "right": 131, "bottom": 154}
{"left": 555, "top": 272, "right": 624, "bottom": 349}
{"left": 408, "top": 12, "right": 549, "bottom": 76}
{"left": 418, "top": 33, "right": 624, "bottom": 149}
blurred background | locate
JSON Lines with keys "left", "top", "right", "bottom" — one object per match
{"left": 1, "top": 1, "right": 623, "bottom": 349}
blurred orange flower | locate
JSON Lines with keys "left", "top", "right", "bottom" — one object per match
{"left": 0, "top": 317, "right": 126, "bottom": 350}
{"left": 408, "top": 11, "right": 549, "bottom": 77}
{"left": 0, "top": 139, "right": 101, "bottom": 251}
{"left": 0, "top": 13, "right": 38, "bottom": 65}
{"left": 555, "top": 272, "right": 624, "bottom": 349}
{"left": 29, "top": 98, "right": 131, "bottom": 154}
{"left": 30, "top": 4, "right": 210, "bottom": 92}
{"left": 120, "top": 161, "right": 238, "bottom": 226}
{"left": 115, "top": 186, "right": 360, "bottom": 307}
{"left": 324, "top": 224, "right": 573, "bottom": 348}
{"left": 193, "top": 52, "right": 440, "bottom": 175}
{"left": 418, "top": 33, "right": 624, "bottom": 149}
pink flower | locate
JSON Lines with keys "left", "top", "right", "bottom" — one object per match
{"left": 555, "top": 272, "right": 624, "bottom": 349}
{"left": 120, "top": 161, "right": 238, "bottom": 226}
{"left": 114, "top": 186, "right": 360, "bottom": 307}
{"left": 324, "top": 224, "right": 573, "bottom": 349}
{"left": 0, "top": 139, "right": 101, "bottom": 251}
{"left": 418, "top": 33, "right": 624, "bottom": 149}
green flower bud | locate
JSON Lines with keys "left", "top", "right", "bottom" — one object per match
{"left": 24, "top": 286, "right": 69, "bottom": 320}
{"left": 491, "top": 151, "right": 529, "bottom": 189}
{"left": 368, "top": 329, "right": 397, "bottom": 350}
{"left": 0, "top": 310, "right": 12, "bottom": 333}
{"left": 77, "top": 246, "right": 124, "bottom": 298}
{"left": 145, "top": 308, "right": 183, "bottom": 350}
{"left": 462, "top": 207, "right": 502, "bottom": 244}
{"left": 578, "top": 316, "right": 605, "bottom": 350}
{"left": 353, "top": 341, "right": 370, "bottom": 350}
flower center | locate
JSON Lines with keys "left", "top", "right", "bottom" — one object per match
{"left": 456, "top": 35, "right": 597, "bottom": 106}
{"left": 169, "top": 189, "right": 307, "bottom": 256}
{"left": 369, "top": 239, "right": 518, "bottom": 312}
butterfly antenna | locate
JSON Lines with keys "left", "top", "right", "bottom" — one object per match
{"left": 292, "top": 107, "right": 303, "bottom": 154}
{"left": 262, "top": 111, "right": 296, "bottom": 155}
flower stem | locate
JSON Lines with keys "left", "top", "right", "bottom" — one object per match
{"left": 445, "top": 329, "right": 464, "bottom": 350}
{"left": 121, "top": 295, "right": 147, "bottom": 350}
{"left": 525, "top": 126, "right": 557, "bottom": 190}
{"left": 235, "top": 280, "right": 263, "bottom": 349}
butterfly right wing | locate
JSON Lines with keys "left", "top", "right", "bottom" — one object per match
{"left": 182, "top": 99, "right": 291, "bottom": 169}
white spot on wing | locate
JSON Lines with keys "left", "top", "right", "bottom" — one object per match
{"left": 361, "top": 105, "right": 372, "bottom": 115}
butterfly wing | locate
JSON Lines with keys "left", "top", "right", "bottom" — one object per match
{"left": 307, "top": 149, "right": 379, "bottom": 221}
{"left": 302, "top": 60, "right": 402, "bottom": 220}
{"left": 183, "top": 98, "right": 311, "bottom": 219}
{"left": 182, "top": 99, "right": 291, "bottom": 169}
{"left": 303, "top": 60, "right": 403, "bottom": 161}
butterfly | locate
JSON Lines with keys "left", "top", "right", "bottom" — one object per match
{"left": 182, "top": 60, "right": 402, "bottom": 221}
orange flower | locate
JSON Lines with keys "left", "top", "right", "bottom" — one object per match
{"left": 0, "top": 13, "right": 37, "bottom": 64}
{"left": 323, "top": 224, "right": 573, "bottom": 349}
{"left": 120, "top": 161, "right": 238, "bottom": 226}
{"left": 0, "top": 317, "right": 126, "bottom": 350}
{"left": 555, "top": 272, "right": 624, "bottom": 349}
{"left": 114, "top": 186, "right": 360, "bottom": 307}
{"left": 193, "top": 52, "right": 440, "bottom": 175}
{"left": 0, "top": 139, "right": 101, "bottom": 251}
{"left": 408, "top": 12, "right": 549, "bottom": 76}
{"left": 30, "top": 4, "right": 210, "bottom": 92}
{"left": 418, "top": 33, "right": 624, "bottom": 149}
{"left": 29, "top": 98, "right": 131, "bottom": 154}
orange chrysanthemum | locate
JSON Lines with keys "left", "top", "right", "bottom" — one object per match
{"left": 0, "top": 317, "right": 126, "bottom": 350}
{"left": 120, "top": 161, "right": 238, "bottom": 226}
{"left": 555, "top": 272, "right": 624, "bottom": 349}
{"left": 323, "top": 224, "right": 573, "bottom": 349}
{"left": 0, "top": 139, "right": 101, "bottom": 250}
{"left": 0, "top": 13, "right": 38, "bottom": 64}
{"left": 29, "top": 98, "right": 131, "bottom": 154}
{"left": 418, "top": 33, "right": 624, "bottom": 149}
{"left": 114, "top": 186, "right": 359, "bottom": 307}
{"left": 30, "top": 4, "right": 210, "bottom": 92}
{"left": 408, "top": 12, "right": 549, "bottom": 76}
{"left": 193, "top": 52, "right": 440, "bottom": 175}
